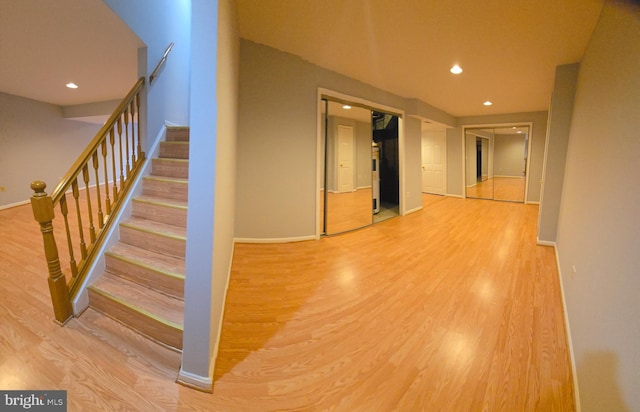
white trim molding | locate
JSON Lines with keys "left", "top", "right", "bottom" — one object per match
{"left": 235, "top": 235, "right": 316, "bottom": 244}
{"left": 176, "top": 368, "right": 213, "bottom": 393}
{"left": 551, "top": 243, "right": 581, "bottom": 411}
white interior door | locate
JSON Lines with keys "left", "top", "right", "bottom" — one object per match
{"left": 337, "top": 125, "right": 354, "bottom": 193}
{"left": 422, "top": 130, "right": 446, "bottom": 195}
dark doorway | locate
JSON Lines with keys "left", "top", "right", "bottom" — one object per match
{"left": 372, "top": 111, "right": 399, "bottom": 211}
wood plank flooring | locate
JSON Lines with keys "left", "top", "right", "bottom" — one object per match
{"left": 0, "top": 194, "right": 574, "bottom": 411}
{"left": 467, "top": 176, "right": 526, "bottom": 202}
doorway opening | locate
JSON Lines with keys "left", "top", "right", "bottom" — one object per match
{"left": 372, "top": 111, "right": 399, "bottom": 224}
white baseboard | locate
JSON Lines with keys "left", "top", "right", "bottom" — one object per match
{"left": 536, "top": 238, "right": 556, "bottom": 247}
{"left": 176, "top": 368, "right": 213, "bottom": 393}
{"left": 445, "top": 193, "right": 464, "bottom": 199}
{"left": 527, "top": 201, "right": 540, "bottom": 205}
{"left": 551, "top": 243, "right": 581, "bottom": 411}
{"left": 0, "top": 199, "right": 30, "bottom": 210}
{"left": 235, "top": 235, "right": 316, "bottom": 244}
{"left": 403, "top": 205, "right": 423, "bottom": 215}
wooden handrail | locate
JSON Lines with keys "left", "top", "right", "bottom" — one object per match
{"left": 50, "top": 77, "right": 145, "bottom": 204}
{"left": 149, "top": 42, "right": 174, "bottom": 84}
{"left": 31, "top": 77, "right": 146, "bottom": 324}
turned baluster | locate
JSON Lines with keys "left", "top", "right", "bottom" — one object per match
{"left": 30, "top": 181, "right": 73, "bottom": 324}
{"left": 92, "top": 151, "right": 104, "bottom": 229}
{"left": 82, "top": 164, "right": 96, "bottom": 243}
{"left": 59, "top": 195, "right": 78, "bottom": 277}
{"left": 109, "top": 128, "right": 119, "bottom": 203}
{"left": 124, "top": 106, "right": 131, "bottom": 176}
{"left": 72, "top": 179, "right": 87, "bottom": 260}
{"left": 128, "top": 101, "right": 136, "bottom": 166}
{"left": 117, "top": 117, "right": 124, "bottom": 190}
{"left": 135, "top": 92, "right": 143, "bottom": 161}
{"left": 102, "top": 140, "right": 112, "bottom": 215}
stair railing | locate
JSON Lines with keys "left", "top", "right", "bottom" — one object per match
{"left": 30, "top": 77, "right": 146, "bottom": 324}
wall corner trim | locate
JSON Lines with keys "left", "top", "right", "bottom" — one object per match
{"left": 536, "top": 238, "right": 556, "bottom": 247}
{"left": 551, "top": 243, "right": 581, "bottom": 412}
{"left": 176, "top": 368, "right": 213, "bottom": 393}
{"left": 403, "top": 205, "right": 423, "bottom": 215}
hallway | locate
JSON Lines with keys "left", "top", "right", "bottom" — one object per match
{"left": 0, "top": 195, "right": 573, "bottom": 410}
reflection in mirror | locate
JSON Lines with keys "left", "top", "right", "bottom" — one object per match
{"left": 324, "top": 101, "right": 373, "bottom": 234}
{"left": 465, "top": 129, "right": 493, "bottom": 199}
{"left": 464, "top": 126, "right": 529, "bottom": 202}
{"left": 493, "top": 127, "right": 528, "bottom": 202}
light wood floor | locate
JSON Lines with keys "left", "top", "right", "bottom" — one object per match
{"left": 0, "top": 195, "right": 574, "bottom": 411}
{"left": 325, "top": 188, "right": 373, "bottom": 234}
{"left": 467, "top": 176, "right": 526, "bottom": 202}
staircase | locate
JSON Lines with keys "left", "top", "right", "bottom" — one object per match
{"left": 88, "top": 127, "right": 189, "bottom": 351}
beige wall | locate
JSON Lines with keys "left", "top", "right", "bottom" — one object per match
{"left": 556, "top": 3, "right": 640, "bottom": 410}
{"left": 537, "top": 64, "right": 579, "bottom": 243}
{"left": 0, "top": 93, "right": 99, "bottom": 207}
{"left": 403, "top": 116, "right": 423, "bottom": 212}
{"left": 236, "top": 40, "right": 425, "bottom": 240}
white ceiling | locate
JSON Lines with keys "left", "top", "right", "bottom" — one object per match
{"left": 0, "top": 1, "right": 604, "bottom": 119}
{"left": 0, "top": 0, "right": 142, "bottom": 107}
{"left": 237, "top": 0, "right": 604, "bottom": 118}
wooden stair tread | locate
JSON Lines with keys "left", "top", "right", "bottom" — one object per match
{"left": 166, "top": 126, "right": 190, "bottom": 142}
{"left": 91, "top": 272, "right": 184, "bottom": 327}
{"left": 107, "top": 243, "right": 186, "bottom": 277}
{"left": 143, "top": 175, "right": 188, "bottom": 185}
{"left": 153, "top": 157, "right": 189, "bottom": 163}
{"left": 121, "top": 217, "right": 187, "bottom": 239}
{"left": 133, "top": 195, "right": 188, "bottom": 210}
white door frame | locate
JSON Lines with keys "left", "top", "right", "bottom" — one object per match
{"left": 461, "top": 122, "right": 534, "bottom": 203}
{"left": 316, "top": 88, "right": 405, "bottom": 238}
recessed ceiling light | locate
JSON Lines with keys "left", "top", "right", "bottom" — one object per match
{"left": 517, "top": 130, "right": 523, "bottom": 133}
{"left": 342, "top": 105, "right": 351, "bottom": 110}
{"left": 450, "top": 65, "right": 463, "bottom": 74}
{"left": 483, "top": 101, "right": 493, "bottom": 106}
{"left": 66, "top": 82, "right": 78, "bottom": 89}
{"left": 512, "top": 126, "right": 517, "bottom": 129}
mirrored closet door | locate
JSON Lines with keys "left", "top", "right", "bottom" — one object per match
{"left": 464, "top": 126, "right": 529, "bottom": 202}
{"left": 320, "top": 98, "right": 400, "bottom": 235}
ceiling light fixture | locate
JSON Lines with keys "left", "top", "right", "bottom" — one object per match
{"left": 483, "top": 101, "right": 493, "bottom": 106}
{"left": 450, "top": 65, "right": 463, "bottom": 74}
{"left": 66, "top": 82, "right": 78, "bottom": 89}
{"left": 342, "top": 105, "right": 351, "bottom": 110}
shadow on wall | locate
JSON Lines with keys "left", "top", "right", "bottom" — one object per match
{"left": 578, "top": 351, "right": 629, "bottom": 411}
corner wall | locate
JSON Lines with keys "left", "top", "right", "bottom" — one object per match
{"left": 104, "top": 0, "right": 192, "bottom": 147}
{"left": 555, "top": 3, "right": 640, "bottom": 410}
{"left": 0, "top": 93, "right": 99, "bottom": 207}
{"left": 537, "top": 64, "right": 580, "bottom": 243}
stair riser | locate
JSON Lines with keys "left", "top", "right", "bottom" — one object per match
{"left": 166, "top": 128, "right": 190, "bottom": 142}
{"left": 152, "top": 159, "right": 189, "bottom": 178}
{"left": 159, "top": 142, "right": 189, "bottom": 159}
{"left": 132, "top": 201, "right": 187, "bottom": 227}
{"left": 88, "top": 288, "right": 183, "bottom": 350}
{"left": 142, "top": 179, "right": 188, "bottom": 201}
{"left": 105, "top": 254, "right": 184, "bottom": 298}
{"left": 120, "top": 225, "right": 186, "bottom": 258}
